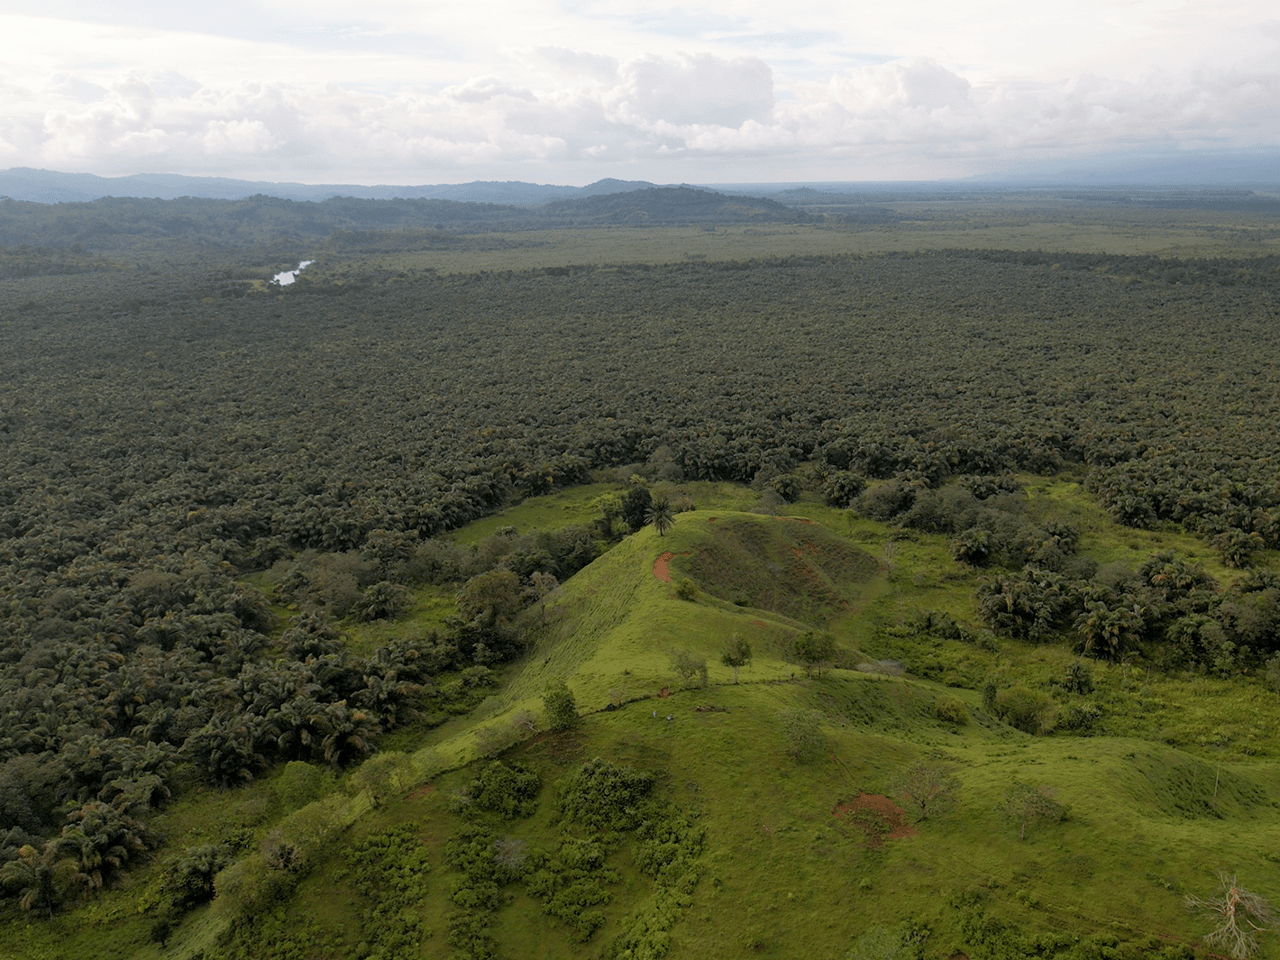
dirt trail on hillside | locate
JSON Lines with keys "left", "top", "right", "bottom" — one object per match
{"left": 653, "top": 552, "right": 676, "bottom": 582}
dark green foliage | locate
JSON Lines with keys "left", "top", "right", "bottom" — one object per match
{"left": 823, "top": 470, "right": 867, "bottom": 507}
{"left": 5, "top": 205, "right": 1280, "bottom": 913}
{"left": 345, "top": 824, "right": 431, "bottom": 960}
{"left": 543, "top": 680, "right": 579, "bottom": 732}
{"left": 0, "top": 843, "right": 82, "bottom": 917}
{"left": 466, "top": 761, "right": 541, "bottom": 819}
{"left": 167, "top": 844, "right": 232, "bottom": 912}
{"left": 354, "top": 580, "right": 409, "bottom": 621}
{"left": 635, "top": 812, "right": 705, "bottom": 888}
{"left": 768, "top": 474, "right": 802, "bottom": 503}
{"left": 559, "top": 758, "right": 655, "bottom": 832}
{"left": 792, "top": 631, "right": 838, "bottom": 677}
{"left": 1058, "top": 660, "right": 1095, "bottom": 695}
{"left": 645, "top": 496, "right": 675, "bottom": 536}
{"left": 977, "top": 568, "right": 1079, "bottom": 642}
{"left": 935, "top": 696, "right": 969, "bottom": 725}
{"left": 1074, "top": 598, "right": 1145, "bottom": 661}
{"left": 524, "top": 836, "right": 618, "bottom": 941}
{"left": 673, "top": 577, "right": 698, "bottom": 601}
{"left": 952, "top": 528, "right": 997, "bottom": 566}
{"left": 621, "top": 487, "right": 654, "bottom": 533}
{"left": 1212, "top": 529, "right": 1266, "bottom": 569}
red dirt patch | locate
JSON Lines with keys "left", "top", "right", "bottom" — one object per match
{"left": 653, "top": 551, "right": 676, "bottom": 582}
{"left": 652, "top": 550, "right": 690, "bottom": 583}
{"left": 833, "top": 792, "right": 917, "bottom": 846}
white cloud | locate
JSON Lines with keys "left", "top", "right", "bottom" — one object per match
{"left": 608, "top": 53, "right": 774, "bottom": 128}
{"left": 0, "top": 3, "right": 1277, "bottom": 182}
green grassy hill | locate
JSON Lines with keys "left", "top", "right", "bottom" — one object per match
{"left": 6, "top": 484, "right": 1280, "bottom": 960}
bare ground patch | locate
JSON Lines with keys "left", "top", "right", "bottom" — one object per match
{"left": 833, "top": 792, "right": 917, "bottom": 847}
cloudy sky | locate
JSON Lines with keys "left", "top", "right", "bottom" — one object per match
{"left": 1, "top": 1, "right": 1277, "bottom": 185}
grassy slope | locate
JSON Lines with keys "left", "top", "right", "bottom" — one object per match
{"left": 5, "top": 480, "right": 1280, "bottom": 960}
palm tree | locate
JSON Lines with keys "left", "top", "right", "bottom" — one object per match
{"left": 645, "top": 496, "right": 675, "bottom": 537}
{"left": 0, "top": 843, "right": 83, "bottom": 917}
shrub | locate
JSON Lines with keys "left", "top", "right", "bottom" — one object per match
{"left": 779, "top": 708, "right": 826, "bottom": 762}
{"left": 167, "top": 844, "right": 233, "bottom": 911}
{"left": 823, "top": 471, "right": 866, "bottom": 507}
{"left": 992, "top": 686, "right": 1055, "bottom": 735}
{"left": 935, "top": 697, "right": 968, "bottom": 725}
{"left": 560, "top": 758, "right": 655, "bottom": 832}
{"left": 466, "top": 761, "right": 541, "bottom": 820}
{"left": 674, "top": 578, "right": 698, "bottom": 601}
{"left": 669, "top": 649, "right": 708, "bottom": 688}
{"left": 1059, "top": 702, "right": 1101, "bottom": 732}
{"left": 543, "top": 680, "right": 578, "bottom": 732}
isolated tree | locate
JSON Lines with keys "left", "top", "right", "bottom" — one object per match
{"left": 793, "top": 631, "right": 838, "bottom": 678}
{"left": 720, "top": 636, "right": 752, "bottom": 683}
{"left": 996, "top": 781, "right": 1065, "bottom": 840}
{"left": 889, "top": 760, "right": 959, "bottom": 822}
{"left": 543, "top": 680, "right": 578, "bottom": 731}
{"left": 646, "top": 496, "right": 675, "bottom": 536}
{"left": 1186, "top": 874, "right": 1277, "bottom": 960}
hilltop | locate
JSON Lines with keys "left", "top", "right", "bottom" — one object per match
{"left": 8, "top": 480, "right": 1277, "bottom": 960}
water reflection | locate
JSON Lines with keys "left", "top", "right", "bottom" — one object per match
{"left": 272, "top": 260, "right": 315, "bottom": 286}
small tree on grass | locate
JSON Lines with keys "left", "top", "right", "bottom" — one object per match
{"left": 793, "top": 631, "right": 838, "bottom": 678}
{"left": 889, "top": 760, "right": 959, "bottom": 822}
{"left": 780, "top": 708, "right": 826, "bottom": 762}
{"left": 670, "top": 649, "right": 708, "bottom": 689}
{"left": 996, "top": 781, "right": 1066, "bottom": 840}
{"left": 543, "top": 680, "right": 578, "bottom": 732}
{"left": 720, "top": 636, "right": 752, "bottom": 683}
{"left": 1186, "top": 874, "right": 1277, "bottom": 960}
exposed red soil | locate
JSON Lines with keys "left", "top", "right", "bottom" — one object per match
{"left": 652, "top": 550, "right": 690, "bottom": 583}
{"left": 653, "top": 551, "right": 676, "bottom": 582}
{"left": 833, "top": 792, "right": 917, "bottom": 845}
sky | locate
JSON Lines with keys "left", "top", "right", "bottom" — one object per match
{"left": 0, "top": 1, "right": 1277, "bottom": 185}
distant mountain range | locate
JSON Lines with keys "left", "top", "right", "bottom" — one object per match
{"left": 1, "top": 158, "right": 1275, "bottom": 211}
{"left": 0, "top": 169, "right": 672, "bottom": 205}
